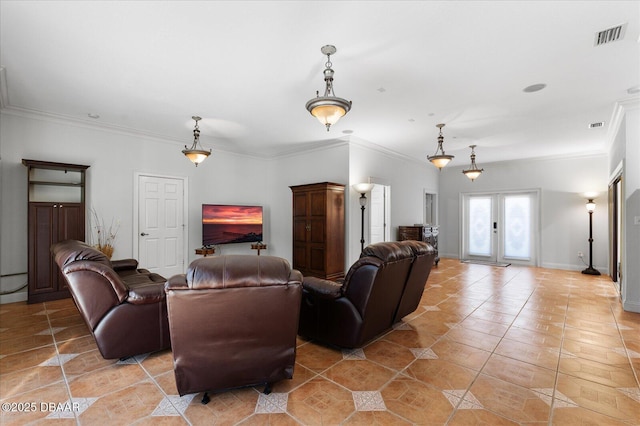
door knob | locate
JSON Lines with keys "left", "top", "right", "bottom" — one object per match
{"left": 140, "top": 232, "right": 149, "bottom": 236}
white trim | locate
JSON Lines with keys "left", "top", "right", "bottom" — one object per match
{"left": 133, "top": 172, "right": 189, "bottom": 273}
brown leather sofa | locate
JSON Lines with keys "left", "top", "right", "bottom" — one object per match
{"left": 298, "top": 240, "right": 436, "bottom": 348}
{"left": 51, "top": 240, "right": 170, "bottom": 359}
{"left": 165, "top": 255, "right": 302, "bottom": 399}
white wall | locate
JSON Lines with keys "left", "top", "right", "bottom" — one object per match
{"left": 0, "top": 111, "right": 270, "bottom": 302}
{"left": 347, "top": 140, "right": 439, "bottom": 264}
{"left": 267, "top": 141, "right": 350, "bottom": 266}
{"left": 609, "top": 100, "right": 640, "bottom": 313}
{"left": 438, "top": 154, "right": 609, "bottom": 272}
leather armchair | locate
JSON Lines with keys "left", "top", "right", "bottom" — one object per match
{"left": 165, "top": 255, "right": 302, "bottom": 398}
{"left": 298, "top": 240, "right": 436, "bottom": 348}
{"left": 51, "top": 240, "right": 170, "bottom": 359}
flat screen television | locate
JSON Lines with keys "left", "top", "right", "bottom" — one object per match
{"left": 202, "top": 204, "right": 263, "bottom": 246}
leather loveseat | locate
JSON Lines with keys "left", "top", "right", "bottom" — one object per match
{"left": 51, "top": 240, "right": 170, "bottom": 359}
{"left": 298, "top": 240, "right": 436, "bottom": 348}
{"left": 165, "top": 255, "right": 302, "bottom": 399}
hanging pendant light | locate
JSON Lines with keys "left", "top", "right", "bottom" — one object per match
{"left": 182, "top": 116, "right": 211, "bottom": 167}
{"left": 427, "top": 123, "right": 454, "bottom": 169}
{"left": 462, "top": 144, "right": 484, "bottom": 181}
{"left": 305, "top": 45, "right": 352, "bottom": 131}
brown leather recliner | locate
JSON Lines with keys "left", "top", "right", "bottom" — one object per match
{"left": 51, "top": 240, "right": 170, "bottom": 359}
{"left": 298, "top": 240, "right": 436, "bottom": 348}
{"left": 165, "top": 255, "right": 303, "bottom": 398}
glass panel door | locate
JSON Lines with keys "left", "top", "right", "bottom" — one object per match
{"left": 462, "top": 191, "right": 539, "bottom": 266}
{"left": 463, "top": 194, "right": 497, "bottom": 262}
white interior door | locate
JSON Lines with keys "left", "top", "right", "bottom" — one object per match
{"left": 462, "top": 191, "right": 539, "bottom": 266}
{"left": 369, "top": 184, "right": 389, "bottom": 244}
{"left": 136, "top": 174, "right": 186, "bottom": 278}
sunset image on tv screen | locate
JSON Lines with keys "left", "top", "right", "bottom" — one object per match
{"left": 202, "top": 205, "right": 263, "bottom": 245}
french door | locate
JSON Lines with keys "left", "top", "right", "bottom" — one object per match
{"left": 461, "top": 191, "right": 539, "bottom": 266}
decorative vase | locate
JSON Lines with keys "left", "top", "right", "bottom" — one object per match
{"left": 97, "top": 244, "right": 114, "bottom": 259}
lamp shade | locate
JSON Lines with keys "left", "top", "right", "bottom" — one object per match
{"left": 183, "top": 149, "right": 210, "bottom": 165}
{"left": 428, "top": 155, "right": 454, "bottom": 169}
{"left": 586, "top": 199, "right": 596, "bottom": 212}
{"left": 307, "top": 102, "right": 349, "bottom": 127}
{"left": 353, "top": 182, "right": 374, "bottom": 193}
{"left": 463, "top": 169, "right": 482, "bottom": 181}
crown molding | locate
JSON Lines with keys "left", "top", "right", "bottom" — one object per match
{"left": 347, "top": 135, "right": 426, "bottom": 167}
{"left": 606, "top": 95, "right": 640, "bottom": 153}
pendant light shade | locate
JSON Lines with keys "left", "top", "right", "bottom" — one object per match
{"left": 305, "top": 45, "right": 352, "bottom": 131}
{"left": 182, "top": 116, "right": 211, "bottom": 166}
{"left": 427, "top": 123, "right": 454, "bottom": 169}
{"left": 462, "top": 145, "right": 484, "bottom": 181}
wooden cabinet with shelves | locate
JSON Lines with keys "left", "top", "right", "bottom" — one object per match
{"left": 23, "top": 159, "right": 89, "bottom": 303}
{"left": 290, "top": 182, "right": 345, "bottom": 280}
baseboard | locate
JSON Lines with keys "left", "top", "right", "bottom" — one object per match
{"left": 541, "top": 262, "right": 609, "bottom": 275}
{"left": 0, "top": 290, "right": 27, "bottom": 304}
{"left": 622, "top": 298, "right": 640, "bottom": 313}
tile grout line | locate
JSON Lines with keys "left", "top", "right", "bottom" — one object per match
{"left": 44, "top": 301, "right": 81, "bottom": 426}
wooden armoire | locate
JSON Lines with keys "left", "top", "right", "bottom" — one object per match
{"left": 290, "top": 182, "right": 345, "bottom": 280}
{"left": 23, "top": 159, "right": 89, "bottom": 303}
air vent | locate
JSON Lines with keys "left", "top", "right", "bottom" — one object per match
{"left": 594, "top": 23, "right": 626, "bottom": 46}
{"left": 589, "top": 122, "right": 605, "bottom": 129}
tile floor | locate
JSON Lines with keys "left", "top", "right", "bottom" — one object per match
{"left": 1, "top": 259, "right": 639, "bottom": 425}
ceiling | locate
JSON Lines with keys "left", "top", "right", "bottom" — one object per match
{"left": 1, "top": 1, "right": 638, "bottom": 165}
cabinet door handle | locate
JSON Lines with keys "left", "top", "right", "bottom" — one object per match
{"left": 306, "top": 224, "right": 311, "bottom": 231}
{"left": 140, "top": 232, "right": 149, "bottom": 236}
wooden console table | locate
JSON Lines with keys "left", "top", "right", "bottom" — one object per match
{"left": 398, "top": 225, "right": 440, "bottom": 266}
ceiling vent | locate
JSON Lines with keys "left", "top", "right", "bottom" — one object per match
{"left": 594, "top": 23, "right": 627, "bottom": 46}
{"left": 589, "top": 121, "right": 605, "bottom": 129}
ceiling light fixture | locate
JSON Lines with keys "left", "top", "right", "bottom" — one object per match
{"left": 182, "top": 116, "right": 211, "bottom": 167}
{"left": 462, "top": 145, "right": 484, "bottom": 181}
{"left": 427, "top": 123, "right": 454, "bottom": 169}
{"left": 305, "top": 45, "right": 352, "bottom": 131}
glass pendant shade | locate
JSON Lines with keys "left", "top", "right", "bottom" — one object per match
{"left": 182, "top": 116, "right": 211, "bottom": 167}
{"left": 306, "top": 45, "right": 352, "bottom": 131}
{"left": 307, "top": 103, "right": 348, "bottom": 128}
{"left": 429, "top": 155, "right": 454, "bottom": 169}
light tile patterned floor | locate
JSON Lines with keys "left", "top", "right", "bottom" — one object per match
{"left": 1, "top": 258, "right": 639, "bottom": 424}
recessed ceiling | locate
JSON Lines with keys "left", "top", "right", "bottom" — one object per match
{"left": 1, "top": 1, "right": 638, "bottom": 164}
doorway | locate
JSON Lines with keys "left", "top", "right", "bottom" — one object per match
{"left": 369, "top": 184, "right": 390, "bottom": 244}
{"left": 134, "top": 173, "right": 188, "bottom": 278}
{"left": 461, "top": 190, "right": 540, "bottom": 266}
{"left": 609, "top": 173, "right": 623, "bottom": 290}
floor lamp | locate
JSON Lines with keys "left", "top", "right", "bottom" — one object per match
{"left": 582, "top": 199, "right": 601, "bottom": 275}
{"left": 353, "top": 182, "right": 374, "bottom": 252}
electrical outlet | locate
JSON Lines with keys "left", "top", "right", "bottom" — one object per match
{"left": 578, "top": 251, "right": 584, "bottom": 258}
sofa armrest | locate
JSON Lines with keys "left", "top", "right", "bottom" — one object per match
{"left": 111, "top": 258, "right": 139, "bottom": 272}
{"left": 302, "top": 277, "right": 342, "bottom": 299}
{"left": 165, "top": 274, "right": 189, "bottom": 291}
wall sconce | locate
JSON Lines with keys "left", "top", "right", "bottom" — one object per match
{"left": 582, "top": 198, "right": 600, "bottom": 275}
{"left": 182, "top": 116, "right": 211, "bottom": 166}
{"left": 353, "top": 181, "right": 375, "bottom": 252}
